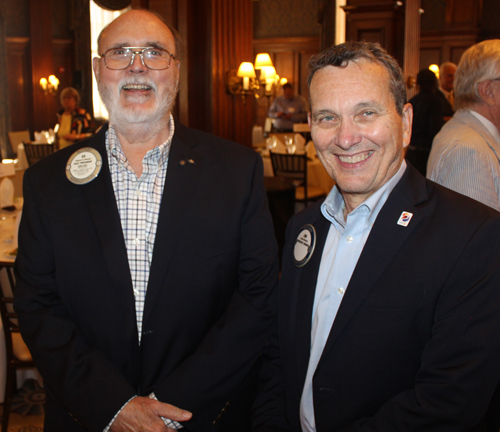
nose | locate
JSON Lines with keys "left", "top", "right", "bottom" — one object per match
{"left": 127, "top": 52, "right": 147, "bottom": 73}
{"left": 335, "top": 118, "right": 361, "bottom": 150}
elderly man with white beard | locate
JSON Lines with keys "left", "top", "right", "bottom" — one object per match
{"left": 14, "top": 9, "right": 279, "bottom": 432}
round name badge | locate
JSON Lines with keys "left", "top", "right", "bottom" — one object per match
{"left": 66, "top": 147, "right": 102, "bottom": 185}
{"left": 294, "top": 224, "right": 316, "bottom": 267}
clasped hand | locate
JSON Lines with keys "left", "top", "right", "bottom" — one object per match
{"left": 111, "top": 396, "right": 192, "bottom": 432}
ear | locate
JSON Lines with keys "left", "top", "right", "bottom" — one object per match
{"left": 307, "top": 112, "right": 312, "bottom": 128}
{"left": 401, "top": 102, "right": 413, "bottom": 149}
{"left": 477, "top": 80, "right": 496, "bottom": 107}
{"left": 92, "top": 57, "right": 100, "bottom": 82}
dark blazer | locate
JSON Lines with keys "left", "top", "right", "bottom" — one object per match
{"left": 253, "top": 164, "right": 500, "bottom": 432}
{"left": 14, "top": 121, "right": 279, "bottom": 431}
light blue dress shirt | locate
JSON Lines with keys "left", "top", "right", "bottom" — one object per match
{"left": 299, "top": 161, "right": 407, "bottom": 432}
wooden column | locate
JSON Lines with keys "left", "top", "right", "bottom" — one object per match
{"left": 211, "top": 0, "right": 254, "bottom": 147}
{"left": 30, "top": 0, "right": 57, "bottom": 132}
{"left": 404, "top": 0, "right": 421, "bottom": 100}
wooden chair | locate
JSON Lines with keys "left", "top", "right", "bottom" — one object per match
{"left": 23, "top": 143, "right": 55, "bottom": 166}
{"left": 0, "top": 264, "right": 35, "bottom": 430}
{"left": 269, "top": 151, "right": 326, "bottom": 207}
{"left": 7, "top": 131, "right": 30, "bottom": 159}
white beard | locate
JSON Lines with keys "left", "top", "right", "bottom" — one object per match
{"left": 97, "top": 76, "right": 179, "bottom": 129}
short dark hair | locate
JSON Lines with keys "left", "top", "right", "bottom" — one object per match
{"left": 282, "top": 83, "right": 293, "bottom": 90}
{"left": 308, "top": 41, "right": 407, "bottom": 115}
{"left": 416, "top": 68, "right": 438, "bottom": 92}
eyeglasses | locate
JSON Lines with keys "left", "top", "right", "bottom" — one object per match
{"left": 100, "top": 46, "right": 176, "bottom": 71}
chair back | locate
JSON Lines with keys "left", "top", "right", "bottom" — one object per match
{"left": 269, "top": 151, "right": 311, "bottom": 204}
{"left": 0, "top": 266, "right": 17, "bottom": 361}
{"left": 23, "top": 143, "right": 55, "bottom": 166}
{"left": 7, "top": 131, "right": 30, "bottom": 159}
{"left": 0, "top": 264, "right": 35, "bottom": 431}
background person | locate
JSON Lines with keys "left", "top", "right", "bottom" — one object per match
{"left": 268, "top": 83, "right": 308, "bottom": 132}
{"left": 56, "top": 86, "right": 94, "bottom": 149}
{"left": 428, "top": 40, "right": 500, "bottom": 210}
{"left": 405, "top": 68, "right": 445, "bottom": 175}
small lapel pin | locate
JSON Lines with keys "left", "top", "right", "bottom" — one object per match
{"left": 397, "top": 211, "right": 413, "bottom": 227}
{"left": 180, "top": 159, "right": 195, "bottom": 166}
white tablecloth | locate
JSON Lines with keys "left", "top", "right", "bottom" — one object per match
{"left": 0, "top": 202, "right": 42, "bottom": 402}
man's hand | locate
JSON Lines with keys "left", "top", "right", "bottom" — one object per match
{"left": 111, "top": 396, "right": 192, "bottom": 432}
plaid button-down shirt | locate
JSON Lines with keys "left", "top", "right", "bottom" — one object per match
{"left": 104, "top": 115, "right": 181, "bottom": 430}
{"left": 106, "top": 116, "right": 174, "bottom": 341}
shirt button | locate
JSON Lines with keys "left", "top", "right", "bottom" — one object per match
{"left": 346, "top": 236, "right": 353, "bottom": 243}
{"left": 133, "top": 289, "right": 139, "bottom": 296}
{"left": 338, "top": 287, "right": 345, "bottom": 295}
{"left": 134, "top": 238, "right": 140, "bottom": 245}
{"left": 136, "top": 189, "right": 141, "bottom": 195}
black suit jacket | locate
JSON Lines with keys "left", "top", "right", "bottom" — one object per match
{"left": 253, "top": 164, "right": 500, "bottom": 431}
{"left": 14, "top": 121, "right": 279, "bottom": 431}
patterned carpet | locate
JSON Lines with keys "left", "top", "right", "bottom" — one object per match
{"left": 0, "top": 379, "right": 44, "bottom": 431}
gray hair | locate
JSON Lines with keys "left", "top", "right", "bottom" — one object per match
{"left": 307, "top": 41, "right": 407, "bottom": 115}
{"left": 439, "top": 62, "right": 456, "bottom": 77}
{"left": 97, "top": 9, "right": 182, "bottom": 61}
{"left": 454, "top": 40, "right": 500, "bottom": 110}
{"left": 60, "top": 87, "right": 80, "bottom": 105}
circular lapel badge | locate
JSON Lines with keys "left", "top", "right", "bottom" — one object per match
{"left": 294, "top": 224, "right": 316, "bottom": 267}
{"left": 66, "top": 147, "right": 102, "bottom": 185}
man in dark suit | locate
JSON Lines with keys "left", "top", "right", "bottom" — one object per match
{"left": 14, "top": 9, "right": 278, "bottom": 432}
{"left": 253, "top": 41, "right": 500, "bottom": 432}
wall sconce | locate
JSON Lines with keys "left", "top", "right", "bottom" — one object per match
{"left": 227, "top": 62, "right": 259, "bottom": 104}
{"left": 226, "top": 53, "right": 287, "bottom": 103}
{"left": 39, "top": 74, "right": 59, "bottom": 95}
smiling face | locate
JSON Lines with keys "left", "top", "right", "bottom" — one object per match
{"left": 93, "top": 10, "right": 179, "bottom": 128}
{"left": 308, "top": 60, "right": 412, "bottom": 212}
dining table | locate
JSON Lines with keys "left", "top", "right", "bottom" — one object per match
{"left": 0, "top": 199, "right": 42, "bottom": 402}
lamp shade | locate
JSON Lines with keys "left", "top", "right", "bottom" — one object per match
{"left": 254, "top": 53, "right": 273, "bottom": 69}
{"left": 260, "top": 66, "right": 276, "bottom": 81}
{"left": 237, "top": 62, "right": 256, "bottom": 78}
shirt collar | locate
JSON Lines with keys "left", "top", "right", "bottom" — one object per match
{"left": 469, "top": 109, "right": 500, "bottom": 145}
{"left": 322, "top": 159, "right": 407, "bottom": 227}
{"left": 106, "top": 114, "right": 175, "bottom": 165}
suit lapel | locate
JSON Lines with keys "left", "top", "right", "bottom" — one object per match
{"left": 143, "top": 123, "right": 204, "bottom": 324}
{"left": 320, "top": 165, "right": 428, "bottom": 359}
{"left": 78, "top": 126, "right": 137, "bottom": 323}
{"left": 293, "top": 212, "right": 331, "bottom": 389}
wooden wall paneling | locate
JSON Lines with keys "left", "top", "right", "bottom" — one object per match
{"left": 30, "top": 0, "right": 57, "bottom": 132}
{"left": 445, "top": 0, "right": 482, "bottom": 30}
{"left": 6, "top": 38, "right": 31, "bottom": 134}
{"left": 211, "top": 0, "right": 254, "bottom": 147}
{"left": 52, "top": 40, "right": 74, "bottom": 119}
{"left": 185, "top": 0, "right": 211, "bottom": 132}
{"left": 176, "top": 0, "right": 189, "bottom": 125}
{"left": 419, "top": 31, "right": 479, "bottom": 68}
{"left": 70, "top": 1, "right": 92, "bottom": 118}
{"left": 403, "top": 0, "right": 421, "bottom": 100}
{"left": 318, "top": 0, "right": 336, "bottom": 50}
{"left": 0, "top": 5, "right": 13, "bottom": 158}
